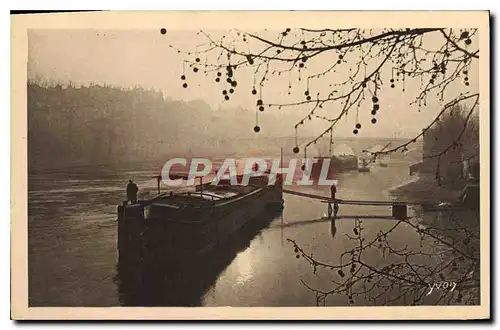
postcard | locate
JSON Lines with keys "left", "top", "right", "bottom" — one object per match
{"left": 11, "top": 10, "right": 490, "bottom": 320}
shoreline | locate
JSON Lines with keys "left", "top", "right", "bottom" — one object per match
{"left": 387, "top": 173, "right": 421, "bottom": 194}
{"left": 388, "top": 172, "right": 463, "bottom": 204}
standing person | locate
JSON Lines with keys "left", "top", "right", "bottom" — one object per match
{"left": 330, "top": 183, "right": 337, "bottom": 201}
{"left": 126, "top": 179, "right": 139, "bottom": 204}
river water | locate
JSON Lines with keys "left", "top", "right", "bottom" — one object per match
{"left": 28, "top": 157, "right": 451, "bottom": 307}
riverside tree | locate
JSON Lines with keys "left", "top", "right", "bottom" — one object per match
{"left": 169, "top": 28, "right": 479, "bottom": 159}
{"left": 170, "top": 28, "right": 481, "bottom": 305}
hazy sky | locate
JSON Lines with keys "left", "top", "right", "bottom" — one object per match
{"left": 28, "top": 29, "right": 479, "bottom": 139}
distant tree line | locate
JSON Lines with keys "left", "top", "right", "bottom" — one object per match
{"left": 28, "top": 80, "right": 173, "bottom": 170}
{"left": 177, "top": 28, "right": 479, "bottom": 158}
{"left": 421, "top": 104, "right": 479, "bottom": 186}
{"left": 27, "top": 80, "right": 296, "bottom": 171}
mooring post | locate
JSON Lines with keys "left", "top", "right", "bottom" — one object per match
{"left": 392, "top": 203, "right": 408, "bottom": 219}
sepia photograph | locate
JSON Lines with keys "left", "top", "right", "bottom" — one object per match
{"left": 11, "top": 11, "right": 490, "bottom": 320}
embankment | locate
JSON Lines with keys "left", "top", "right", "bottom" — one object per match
{"left": 389, "top": 173, "right": 463, "bottom": 204}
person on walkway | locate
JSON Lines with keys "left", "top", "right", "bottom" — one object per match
{"left": 330, "top": 183, "right": 337, "bottom": 201}
{"left": 126, "top": 179, "right": 139, "bottom": 204}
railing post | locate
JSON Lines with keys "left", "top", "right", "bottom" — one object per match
{"left": 392, "top": 203, "right": 407, "bottom": 219}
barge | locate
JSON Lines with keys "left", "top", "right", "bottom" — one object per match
{"left": 307, "top": 144, "right": 358, "bottom": 183}
{"left": 116, "top": 173, "right": 284, "bottom": 269}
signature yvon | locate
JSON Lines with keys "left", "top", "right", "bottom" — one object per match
{"left": 426, "top": 281, "right": 457, "bottom": 296}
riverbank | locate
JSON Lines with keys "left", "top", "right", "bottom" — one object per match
{"left": 388, "top": 169, "right": 480, "bottom": 306}
{"left": 388, "top": 173, "right": 463, "bottom": 204}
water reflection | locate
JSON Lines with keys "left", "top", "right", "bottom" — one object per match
{"left": 330, "top": 218, "right": 337, "bottom": 239}
{"left": 28, "top": 161, "right": 433, "bottom": 306}
{"left": 115, "top": 208, "right": 283, "bottom": 306}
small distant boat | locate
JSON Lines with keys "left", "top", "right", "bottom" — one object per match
{"left": 309, "top": 154, "right": 357, "bottom": 179}
{"left": 363, "top": 142, "right": 391, "bottom": 169}
{"left": 378, "top": 154, "right": 390, "bottom": 167}
{"left": 308, "top": 144, "right": 358, "bottom": 181}
{"left": 358, "top": 159, "right": 371, "bottom": 172}
{"left": 332, "top": 154, "right": 359, "bottom": 171}
{"left": 421, "top": 202, "right": 454, "bottom": 212}
{"left": 331, "top": 144, "right": 359, "bottom": 171}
